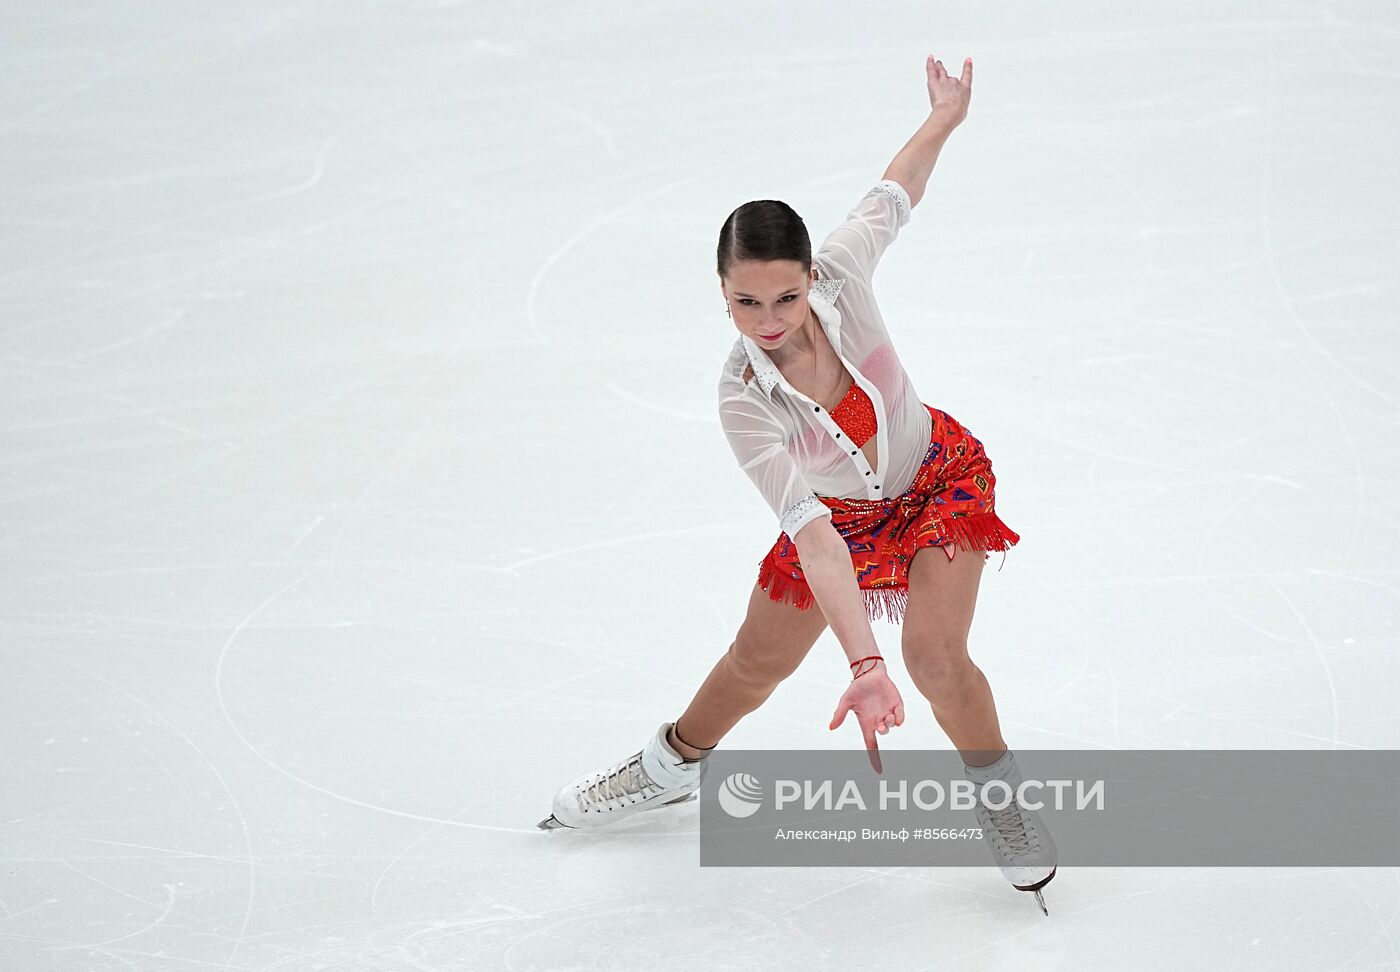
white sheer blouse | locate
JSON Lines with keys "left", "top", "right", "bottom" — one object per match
{"left": 717, "top": 179, "right": 933, "bottom": 539}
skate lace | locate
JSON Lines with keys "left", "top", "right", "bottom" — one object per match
{"left": 582, "top": 752, "right": 656, "bottom": 805}
{"left": 985, "top": 799, "right": 1040, "bottom": 859}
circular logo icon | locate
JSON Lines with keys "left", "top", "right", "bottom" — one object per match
{"left": 717, "top": 773, "right": 764, "bottom": 818}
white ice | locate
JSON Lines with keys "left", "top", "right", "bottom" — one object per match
{"left": 2, "top": 1, "right": 1399, "bottom": 969}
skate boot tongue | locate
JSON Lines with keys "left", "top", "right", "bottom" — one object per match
{"left": 963, "top": 748, "right": 1016, "bottom": 782}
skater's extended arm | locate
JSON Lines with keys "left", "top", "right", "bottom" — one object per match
{"left": 791, "top": 518, "right": 880, "bottom": 665}
{"left": 880, "top": 56, "right": 972, "bottom": 210}
{"left": 795, "top": 518, "right": 905, "bottom": 776}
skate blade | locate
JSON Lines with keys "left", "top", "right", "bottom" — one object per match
{"left": 1014, "top": 865, "right": 1055, "bottom": 916}
{"left": 537, "top": 815, "right": 571, "bottom": 831}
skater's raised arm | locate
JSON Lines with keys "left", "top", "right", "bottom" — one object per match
{"left": 814, "top": 57, "right": 971, "bottom": 290}
{"left": 880, "top": 55, "right": 972, "bottom": 211}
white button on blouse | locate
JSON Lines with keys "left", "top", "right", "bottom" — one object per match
{"left": 717, "top": 179, "right": 934, "bottom": 539}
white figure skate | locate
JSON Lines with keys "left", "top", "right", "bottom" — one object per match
{"left": 538, "top": 722, "right": 709, "bottom": 830}
{"left": 964, "top": 749, "right": 1059, "bottom": 915}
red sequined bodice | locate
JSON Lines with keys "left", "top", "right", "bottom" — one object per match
{"left": 830, "top": 378, "right": 877, "bottom": 447}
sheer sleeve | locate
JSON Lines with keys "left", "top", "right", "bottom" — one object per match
{"left": 717, "top": 376, "right": 833, "bottom": 540}
{"left": 815, "top": 179, "right": 912, "bottom": 287}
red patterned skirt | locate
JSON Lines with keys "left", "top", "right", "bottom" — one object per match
{"left": 757, "top": 403, "right": 1021, "bottom": 625}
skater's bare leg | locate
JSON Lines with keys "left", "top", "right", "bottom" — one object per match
{"left": 670, "top": 579, "right": 831, "bottom": 757}
{"left": 901, "top": 543, "right": 1056, "bottom": 912}
{"left": 901, "top": 543, "right": 1009, "bottom": 765}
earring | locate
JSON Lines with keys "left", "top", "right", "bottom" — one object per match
{"left": 725, "top": 303, "right": 731, "bottom": 318}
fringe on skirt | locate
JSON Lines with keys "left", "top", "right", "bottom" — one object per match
{"left": 756, "top": 509, "right": 1021, "bottom": 626}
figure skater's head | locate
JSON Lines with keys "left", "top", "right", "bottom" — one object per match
{"left": 717, "top": 199, "right": 816, "bottom": 350}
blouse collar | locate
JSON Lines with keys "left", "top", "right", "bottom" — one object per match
{"left": 739, "top": 276, "right": 846, "bottom": 400}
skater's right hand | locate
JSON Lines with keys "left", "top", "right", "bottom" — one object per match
{"left": 829, "top": 661, "right": 904, "bottom": 775}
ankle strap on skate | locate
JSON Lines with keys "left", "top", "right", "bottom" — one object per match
{"left": 671, "top": 721, "right": 715, "bottom": 753}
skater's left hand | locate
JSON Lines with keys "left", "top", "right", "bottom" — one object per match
{"left": 829, "top": 661, "right": 904, "bottom": 775}
{"left": 926, "top": 54, "right": 972, "bottom": 125}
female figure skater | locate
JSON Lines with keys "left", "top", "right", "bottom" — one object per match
{"left": 539, "top": 55, "right": 1057, "bottom": 914}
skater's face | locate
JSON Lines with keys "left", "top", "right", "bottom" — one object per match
{"left": 720, "top": 260, "right": 818, "bottom": 350}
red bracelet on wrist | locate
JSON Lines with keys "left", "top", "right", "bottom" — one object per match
{"left": 849, "top": 655, "right": 884, "bottom": 679}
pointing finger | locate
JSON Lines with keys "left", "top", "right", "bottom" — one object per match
{"left": 864, "top": 727, "right": 882, "bottom": 774}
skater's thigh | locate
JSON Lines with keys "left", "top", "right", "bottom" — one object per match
{"left": 730, "top": 579, "right": 830, "bottom": 682}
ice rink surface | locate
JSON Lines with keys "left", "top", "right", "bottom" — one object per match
{"left": 3, "top": 0, "right": 1399, "bottom": 968}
